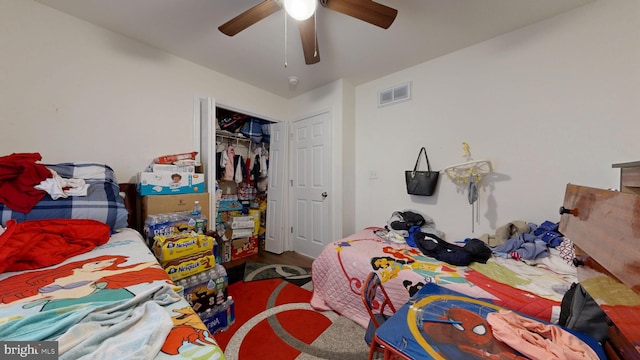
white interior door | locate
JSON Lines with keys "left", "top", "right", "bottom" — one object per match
{"left": 290, "top": 111, "right": 332, "bottom": 258}
{"left": 265, "top": 121, "right": 286, "bottom": 253}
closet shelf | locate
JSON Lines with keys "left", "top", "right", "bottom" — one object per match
{"left": 216, "top": 131, "right": 251, "bottom": 143}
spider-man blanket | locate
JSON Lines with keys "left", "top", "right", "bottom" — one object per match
{"left": 375, "top": 283, "right": 605, "bottom": 359}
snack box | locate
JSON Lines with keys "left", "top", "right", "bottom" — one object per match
{"left": 153, "top": 152, "right": 197, "bottom": 164}
{"left": 162, "top": 251, "right": 215, "bottom": 281}
{"left": 138, "top": 171, "right": 204, "bottom": 195}
{"left": 153, "top": 233, "right": 215, "bottom": 262}
{"left": 231, "top": 236, "right": 259, "bottom": 261}
{"left": 224, "top": 228, "right": 253, "bottom": 240}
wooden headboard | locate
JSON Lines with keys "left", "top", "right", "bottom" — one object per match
{"left": 119, "top": 183, "right": 140, "bottom": 231}
{"left": 560, "top": 184, "right": 640, "bottom": 293}
{"left": 559, "top": 183, "right": 640, "bottom": 360}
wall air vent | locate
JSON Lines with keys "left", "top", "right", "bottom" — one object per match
{"left": 377, "top": 81, "right": 411, "bottom": 107}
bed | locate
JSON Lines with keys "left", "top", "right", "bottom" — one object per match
{"left": 310, "top": 226, "right": 576, "bottom": 329}
{"left": 0, "top": 158, "right": 225, "bottom": 359}
{"left": 311, "top": 182, "right": 640, "bottom": 359}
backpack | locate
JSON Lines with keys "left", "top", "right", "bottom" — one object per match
{"left": 558, "top": 282, "right": 609, "bottom": 342}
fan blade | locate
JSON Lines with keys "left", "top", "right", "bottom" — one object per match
{"left": 219, "top": 1, "right": 281, "bottom": 36}
{"left": 299, "top": 17, "right": 320, "bottom": 65}
{"left": 324, "top": 0, "right": 397, "bottom": 29}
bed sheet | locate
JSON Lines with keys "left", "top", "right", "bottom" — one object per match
{"left": 0, "top": 228, "right": 224, "bottom": 360}
{"left": 310, "top": 227, "right": 576, "bottom": 329}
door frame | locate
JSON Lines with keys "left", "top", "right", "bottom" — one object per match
{"left": 193, "top": 94, "right": 215, "bottom": 218}
{"left": 193, "top": 96, "right": 288, "bottom": 253}
{"left": 287, "top": 109, "right": 333, "bottom": 257}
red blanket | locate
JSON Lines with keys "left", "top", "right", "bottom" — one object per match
{"left": 0, "top": 153, "right": 52, "bottom": 213}
{"left": 0, "top": 219, "right": 110, "bottom": 273}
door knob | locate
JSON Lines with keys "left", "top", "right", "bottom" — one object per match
{"left": 321, "top": 192, "right": 328, "bottom": 198}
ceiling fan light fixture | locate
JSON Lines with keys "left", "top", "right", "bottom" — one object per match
{"left": 284, "top": 0, "right": 317, "bottom": 21}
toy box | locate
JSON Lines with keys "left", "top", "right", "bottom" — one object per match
{"left": 231, "top": 236, "right": 259, "bottom": 261}
{"left": 138, "top": 171, "right": 205, "bottom": 195}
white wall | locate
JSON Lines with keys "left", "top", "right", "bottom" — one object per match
{"left": 0, "top": 0, "right": 288, "bottom": 183}
{"left": 3, "top": 0, "right": 638, "bottom": 247}
{"left": 354, "top": 0, "right": 640, "bottom": 242}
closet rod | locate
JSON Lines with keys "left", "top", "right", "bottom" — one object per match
{"left": 215, "top": 133, "right": 251, "bottom": 142}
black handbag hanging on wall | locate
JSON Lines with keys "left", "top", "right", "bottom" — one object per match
{"left": 405, "top": 147, "right": 440, "bottom": 196}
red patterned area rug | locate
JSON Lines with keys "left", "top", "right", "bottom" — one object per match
{"left": 214, "top": 278, "right": 370, "bottom": 360}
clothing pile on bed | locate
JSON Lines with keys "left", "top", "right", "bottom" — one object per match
{"left": 0, "top": 153, "right": 89, "bottom": 213}
{"left": 379, "top": 210, "right": 493, "bottom": 266}
{"left": 379, "top": 210, "right": 571, "bottom": 266}
{"left": 477, "top": 220, "right": 567, "bottom": 262}
{"left": 0, "top": 155, "right": 129, "bottom": 231}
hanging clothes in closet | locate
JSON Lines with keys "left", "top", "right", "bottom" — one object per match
{"left": 215, "top": 143, "right": 247, "bottom": 183}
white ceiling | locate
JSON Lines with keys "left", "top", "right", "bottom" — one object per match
{"left": 35, "top": 0, "right": 593, "bottom": 99}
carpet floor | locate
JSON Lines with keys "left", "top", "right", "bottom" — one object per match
{"left": 214, "top": 273, "right": 371, "bottom": 360}
{"left": 243, "top": 261, "right": 312, "bottom": 288}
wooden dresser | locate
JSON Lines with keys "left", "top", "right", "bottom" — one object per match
{"left": 613, "top": 161, "right": 640, "bottom": 194}
{"left": 560, "top": 178, "right": 640, "bottom": 359}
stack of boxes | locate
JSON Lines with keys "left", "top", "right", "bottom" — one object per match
{"left": 149, "top": 219, "right": 235, "bottom": 334}
{"left": 226, "top": 215, "right": 259, "bottom": 261}
{"left": 138, "top": 152, "right": 205, "bottom": 197}
{"left": 138, "top": 152, "right": 209, "bottom": 237}
{"left": 138, "top": 152, "right": 234, "bottom": 334}
{"left": 215, "top": 180, "right": 260, "bottom": 263}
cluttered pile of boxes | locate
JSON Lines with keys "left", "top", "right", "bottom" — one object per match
{"left": 138, "top": 152, "right": 234, "bottom": 334}
{"left": 215, "top": 185, "right": 261, "bottom": 263}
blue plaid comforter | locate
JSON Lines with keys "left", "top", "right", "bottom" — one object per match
{"left": 0, "top": 163, "right": 128, "bottom": 231}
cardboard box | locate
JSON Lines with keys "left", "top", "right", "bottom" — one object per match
{"left": 138, "top": 171, "right": 205, "bottom": 195}
{"left": 216, "top": 236, "right": 232, "bottom": 264}
{"left": 141, "top": 193, "right": 210, "bottom": 223}
{"left": 231, "top": 236, "right": 259, "bottom": 261}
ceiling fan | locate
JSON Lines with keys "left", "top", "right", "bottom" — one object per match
{"left": 218, "top": 0, "right": 398, "bottom": 65}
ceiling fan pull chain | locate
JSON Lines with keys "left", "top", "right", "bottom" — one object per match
{"left": 284, "top": 10, "right": 288, "bottom": 68}
{"left": 284, "top": 9, "right": 288, "bottom": 68}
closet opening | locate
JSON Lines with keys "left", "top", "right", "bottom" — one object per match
{"left": 214, "top": 106, "right": 275, "bottom": 263}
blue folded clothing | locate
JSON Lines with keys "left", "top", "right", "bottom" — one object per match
{"left": 534, "top": 220, "right": 558, "bottom": 236}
